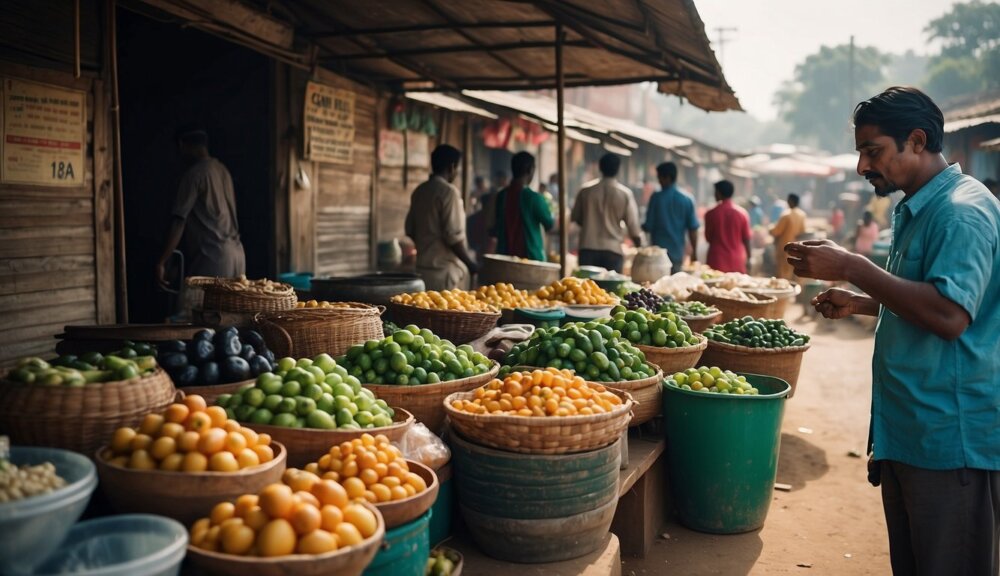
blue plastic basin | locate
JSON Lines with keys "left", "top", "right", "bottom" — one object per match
{"left": 0, "top": 446, "right": 97, "bottom": 575}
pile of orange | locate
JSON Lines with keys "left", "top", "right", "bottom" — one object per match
{"left": 189, "top": 472, "right": 379, "bottom": 556}
{"left": 104, "top": 394, "right": 275, "bottom": 472}
{"left": 302, "top": 433, "right": 428, "bottom": 505}
{"left": 451, "top": 368, "right": 623, "bottom": 417}
{"left": 535, "top": 278, "right": 616, "bottom": 305}
{"left": 472, "top": 283, "right": 546, "bottom": 309}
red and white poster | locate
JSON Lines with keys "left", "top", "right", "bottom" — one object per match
{"left": 2, "top": 77, "right": 86, "bottom": 186}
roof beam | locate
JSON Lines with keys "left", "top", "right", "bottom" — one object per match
{"left": 322, "top": 40, "right": 590, "bottom": 61}
{"left": 139, "top": 0, "right": 294, "bottom": 49}
{"left": 312, "top": 19, "right": 556, "bottom": 38}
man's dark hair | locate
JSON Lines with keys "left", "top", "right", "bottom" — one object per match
{"left": 176, "top": 124, "right": 208, "bottom": 147}
{"left": 853, "top": 87, "right": 944, "bottom": 153}
{"left": 431, "top": 144, "right": 462, "bottom": 174}
{"left": 599, "top": 153, "right": 621, "bottom": 177}
{"left": 787, "top": 193, "right": 800, "bottom": 207}
{"left": 511, "top": 151, "right": 535, "bottom": 179}
{"left": 656, "top": 162, "right": 678, "bottom": 181}
{"left": 714, "top": 180, "right": 734, "bottom": 199}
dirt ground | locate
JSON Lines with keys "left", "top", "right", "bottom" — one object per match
{"left": 622, "top": 304, "right": 892, "bottom": 576}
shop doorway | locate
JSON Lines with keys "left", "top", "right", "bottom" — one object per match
{"left": 117, "top": 8, "right": 272, "bottom": 322}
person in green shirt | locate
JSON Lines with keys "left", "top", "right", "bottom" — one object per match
{"left": 493, "top": 152, "right": 555, "bottom": 262}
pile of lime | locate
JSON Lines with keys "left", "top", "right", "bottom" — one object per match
{"left": 703, "top": 317, "right": 809, "bottom": 348}
{"left": 606, "top": 305, "right": 700, "bottom": 348}
{"left": 665, "top": 366, "right": 759, "bottom": 395}
{"left": 218, "top": 353, "right": 395, "bottom": 430}
{"left": 501, "top": 321, "right": 656, "bottom": 382}
{"left": 658, "top": 300, "right": 720, "bottom": 318}
{"left": 338, "top": 325, "right": 492, "bottom": 385}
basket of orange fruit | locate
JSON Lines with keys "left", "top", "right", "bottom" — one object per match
{"left": 299, "top": 433, "right": 439, "bottom": 529}
{"left": 95, "top": 394, "right": 287, "bottom": 524}
{"left": 443, "top": 368, "right": 633, "bottom": 454}
{"left": 186, "top": 473, "right": 384, "bottom": 576}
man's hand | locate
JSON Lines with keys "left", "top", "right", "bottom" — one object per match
{"left": 784, "top": 239, "right": 855, "bottom": 281}
{"left": 155, "top": 258, "right": 171, "bottom": 291}
{"left": 812, "top": 288, "right": 860, "bottom": 319}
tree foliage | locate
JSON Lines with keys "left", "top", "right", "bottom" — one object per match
{"left": 923, "top": 1, "right": 1000, "bottom": 103}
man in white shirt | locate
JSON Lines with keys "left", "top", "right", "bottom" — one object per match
{"left": 570, "top": 153, "right": 642, "bottom": 272}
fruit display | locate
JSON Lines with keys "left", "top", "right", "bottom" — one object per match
{"left": 382, "top": 321, "right": 400, "bottom": 337}
{"left": 450, "top": 368, "right": 624, "bottom": 417}
{"left": 695, "top": 286, "right": 763, "bottom": 302}
{"left": 500, "top": 321, "right": 656, "bottom": 382}
{"left": 219, "top": 354, "right": 396, "bottom": 430}
{"left": 223, "top": 275, "right": 294, "bottom": 295}
{"left": 534, "top": 277, "right": 617, "bottom": 305}
{"left": 703, "top": 317, "right": 809, "bottom": 348}
{"left": 426, "top": 548, "right": 460, "bottom": 576}
{"left": 710, "top": 273, "right": 794, "bottom": 291}
{"left": 295, "top": 300, "right": 357, "bottom": 309}
{"left": 158, "top": 327, "right": 275, "bottom": 388}
{"left": 391, "top": 290, "right": 496, "bottom": 312}
{"left": 103, "top": 394, "right": 276, "bottom": 472}
{"left": 300, "top": 434, "right": 429, "bottom": 504}
{"left": 188, "top": 475, "right": 379, "bottom": 556}
{"left": 6, "top": 353, "right": 158, "bottom": 386}
{"left": 606, "top": 305, "right": 701, "bottom": 348}
{"left": 684, "top": 263, "right": 724, "bottom": 281}
{"left": 665, "top": 366, "right": 760, "bottom": 395}
{"left": 659, "top": 300, "right": 720, "bottom": 318}
{"left": 0, "top": 457, "right": 66, "bottom": 503}
{"left": 472, "top": 283, "right": 546, "bottom": 309}
{"left": 338, "top": 326, "right": 493, "bottom": 385}
{"left": 649, "top": 272, "right": 708, "bottom": 301}
{"left": 622, "top": 288, "right": 667, "bottom": 311}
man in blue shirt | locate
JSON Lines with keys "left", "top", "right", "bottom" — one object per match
{"left": 785, "top": 87, "right": 1000, "bottom": 576}
{"left": 642, "top": 162, "right": 699, "bottom": 274}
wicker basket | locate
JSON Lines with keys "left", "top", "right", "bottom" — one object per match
{"left": 443, "top": 387, "right": 633, "bottom": 455}
{"left": 179, "top": 379, "right": 255, "bottom": 405}
{"left": 635, "top": 336, "right": 707, "bottom": 375}
{"left": 386, "top": 302, "right": 500, "bottom": 344}
{"left": 254, "top": 303, "right": 384, "bottom": 359}
{"left": 188, "top": 276, "right": 298, "bottom": 314}
{"left": 681, "top": 310, "right": 723, "bottom": 333}
{"left": 185, "top": 501, "right": 384, "bottom": 576}
{"left": 746, "top": 285, "right": 801, "bottom": 319}
{"left": 600, "top": 370, "right": 664, "bottom": 426}
{"left": 0, "top": 369, "right": 176, "bottom": 457}
{"left": 478, "top": 254, "right": 561, "bottom": 291}
{"left": 698, "top": 340, "right": 811, "bottom": 398}
{"left": 362, "top": 363, "right": 500, "bottom": 434}
{"left": 689, "top": 290, "right": 779, "bottom": 322}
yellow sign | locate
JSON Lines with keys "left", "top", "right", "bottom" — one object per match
{"left": 304, "top": 82, "right": 355, "bottom": 164}
{"left": 2, "top": 77, "right": 86, "bottom": 187}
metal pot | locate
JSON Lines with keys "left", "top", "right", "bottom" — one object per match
{"left": 310, "top": 273, "right": 424, "bottom": 306}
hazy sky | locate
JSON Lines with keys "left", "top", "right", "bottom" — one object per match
{"left": 694, "top": 0, "right": 957, "bottom": 120}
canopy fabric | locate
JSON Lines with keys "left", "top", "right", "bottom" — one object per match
{"left": 404, "top": 92, "right": 497, "bottom": 119}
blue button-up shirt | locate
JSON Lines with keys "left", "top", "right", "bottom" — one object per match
{"left": 872, "top": 164, "right": 1000, "bottom": 470}
{"left": 642, "top": 185, "right": 700, "bottom": 273}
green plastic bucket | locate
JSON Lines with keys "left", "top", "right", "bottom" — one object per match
{"left": 428, "top": 464, "right": 453, "bottom": 546}
{"left": 363, "top": 510, "right": 432, "bottom": 576}
{"left": 662, "top": 373, "right": 790, "bottom": 534}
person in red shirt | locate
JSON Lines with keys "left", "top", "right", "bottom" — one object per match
{"left": 704, "top": 180, "right": 751, "bottom": 273}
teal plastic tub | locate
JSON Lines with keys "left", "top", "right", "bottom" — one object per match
{"left": 428, "top": 464, "right": 453, "bottom": 546}
{"left": 363, "top": 510, "right": 432, "bottom": 576}
{"left": 513, "top": 307, "right": 565, "bottom": 329}
{"left": 279, "top": 272, "right": 313, "bottom": 291}
{"left": 662, "top": 374, "right": 790, "bottom": 534}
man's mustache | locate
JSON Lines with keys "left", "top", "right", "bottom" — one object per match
{"left": 863, "top": 171, "right": 883, "bottom": 181}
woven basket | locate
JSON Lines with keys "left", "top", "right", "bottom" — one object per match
{"left": 0, "top": 369, "right": 176, "bottom": 457}
{"left": 188, "top": 276, "right": 298, "bottom": 314}
{"left": 599, "top": 370, "right": 663, "bottom": 426}
{"left": 745, "top": 285, "right": 800, "bottom": 319}
{"left": 387, "top": 302, "right": 500, "bottom": 344}
{"left": 698, "top": 340, "right": 810, "bottom": 398}
{"left": 443, "top": 387, "right": 633, "bottom": 455}
{"left": 362, "top": 363, "right": 500, "bottom": 434}
{"left": 635, "top": 336, "right": 707, "bottom": 375}
{"left": 179, "top": 379, "right": 255, "bottom": 405}
{"left": 689, "top": 290, "right": 779, "bottom": 322}
{"left": 254, "top": 303, "right": 384, "bottom": 359}
{"left": 681, "top": 310, "right": 723, "bottom": 333}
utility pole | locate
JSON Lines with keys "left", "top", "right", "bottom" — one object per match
{"left": 848, "top": 35, "right": 855, "bottom": 108}
{"left": 714, "top": 26, "right": 738, "bottom": 69}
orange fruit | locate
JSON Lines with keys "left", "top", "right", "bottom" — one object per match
{"left": 341, "top": 459, "right": 359, "bottom": 478}
{"left": 108, "top": 455, "right": 129, "bottom": 468}
{"left": 224, "top": 431, "right": 248, "bottom": 454}
{"left": 205, "top": 406, "right": 228, "bottom": 427}
{"left": 186, "top": 412, "right": 213, "bottom": 435}
{"left": 335, "top": 521, "right": 363, "bottom": 546}
{"left": 150, "top": 436, "right": 177, "bottom": 461}
{"left": 238, "top": 427, "right": 259, "bottom": 448}
{"left": 209, "top": 451, "right": 239, "bottom": 472}
{"left": 244, "top": 506, "right": 269, "bottom": 531}
{"left": 201, "top": 525, "right": 221, "bottom": 551}
{"left": 159, "top": 453, "right": 184, "bottom": 471}
{"left": 257, "top": 433, "right": 272, "bottom": 446}
{"left": 223, "top": 420, "right": 242, "bottom": 433}
{"left": 252, "top": 444, "right": 274, "bottom": 463}
{"left": 304, "top": 463, "right": 320, "bottom": 475}
{"left": 128, "top": 449, "right": 157, "bottom": 470}
{"left": 289, "top": 502, "right": 322, "bottom": 535}
{"left": 234, "top": 494, "right": 259, "bottom": 518}
{"left": 130, "top": 433, "right": 153, "bottom": 452}
{"left": 177, "top": 431, "right": 200, "bottom": 453}
{"left": 198, "top": 428, "right": 227, "bottom": 455}
{"left": 369, "top": 483, "right": 391, "bottom": 503}
{"left": 182, "top": 451, "right": 209, "bottom": 472}
{"left": 211, "top": 502, "right": 236, "bottom": 525}
{"left": 183, "top": 395, "right": 208, "bottom": 414}
{"left": 297, "top": 529, "right": 338, "bottom": 554}
{"left": 257, "top": 519, "right": 297, "bottom": 557}
{"left": 110, "top": 427, "right": 136, "bottom": 454}
{"left": 342, "top": 477, "right": 367, "bottom": 500}
{"left": 237, "top": 449, "right": 261, "bottom": 469}
{"left": 190, "top": 518, "right": 211, "bottom": 546}
{"left": 403, "top": 484, "right": 416, "bottom": 497}
{"left": 286, "top": 470, "right": 320, "bottom": 493}
{"left": 159, "top": 422, "right": 185, "bottom": 440}
{"left": 322, "top": 471, "right": 340, "bottom": 482}
{"left": 164, "top": 403, "right": 190, "bottom": 424}
{"left": 259, "top": 484, "right": 295, "bottom": 519}
{"left": 139, "top": 413, "right": 165, "bottom": 437}
{"left": 319, "top": 504, "right": 344, "bottom": 532}
{"left": 382, "top": 476, "right": 401, "bottom": 489}
{"left": 357, "top": 451, "right": 378, "bottom": 470}
{"left": 221, "top": 523, "right": 255, "bottom": 555}
{"left": 293, "top": 490, "right": 320, "bottom": 509}
{"left": 390, "top": 486, "right": 408, "bottom": 501}
{"left": 343, "top": 504, "right": 378, "bottom": 538}
{"left": 359, "top": 468, "right": 379, "bottom": 487}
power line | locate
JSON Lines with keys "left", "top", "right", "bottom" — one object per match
{"left": 714, "top": 26, "right": 738, "bottom": 69}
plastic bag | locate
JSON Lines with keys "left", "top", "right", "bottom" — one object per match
{"left": 399, "top": 423, "right": 451, "bottom": 470}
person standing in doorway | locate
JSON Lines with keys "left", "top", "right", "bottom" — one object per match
{"left": 570, "top": 153, "right": 642, "bottom": 272}
{"left": 642, "top": 161, "right": 699, "bottom": 274}
{"left": 405, "top": 144, "right": 478, "bottom": 290}
{"left": 770, "top": 193, "right": 808, "bottom": 279}
{"left": 703, "top": 180, "right": 751, "bottom": 273}
{"left": 493, "top": 152, "right": 555, "bottom": 262}
{"left": 786, "top": 86, "right": 1000, "bottom": 576}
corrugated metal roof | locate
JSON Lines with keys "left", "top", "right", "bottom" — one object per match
{"left": 944, "top": 113, "right": 1000, "bottom": 133}
{"left": 404, "top": 92, "right": 497, "bottom": 118}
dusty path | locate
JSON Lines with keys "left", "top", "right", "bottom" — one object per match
{"left": 623, "top": 309, "right": 891, "bottom": 575}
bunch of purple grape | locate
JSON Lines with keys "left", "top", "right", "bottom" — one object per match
{"left": 623, "top": 288, "right": 665, "bottom": 311}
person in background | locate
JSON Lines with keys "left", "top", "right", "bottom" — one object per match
{"left": 493, "top": 152, "right": 554, "bottom": 262}
{"left": 983, "top": 177, "right": 999, "bottom": 199}
{"left": 493, "top": 170, "right": 510, "bottom": 196}
{"left": 852, "top": 211, "right": 880, "bottom": 256}
{"left": 829, "top": 201, "right": 846, "bottom": 240}
{"left": 643, "top": 161, "right": 699, "bottom": 274}
{"left": 770, "top": 193, "right": 808, "bottom": 279}
{"left": 748, "top": 196, "right": 766, "bottom": 228}
{"left": 470, "top": 175, "right": 490, "bottom": 213}
{"left": 547, "top": 173, "right": 559, "bottom": 197}
{"left": 405, "top": 144, "right": 478, "bottom": 290}
{"left": 703, "top": 180, "right": 751, "bottom": 273}
{"left": 156, "top": 126, "right": 245, "bottom": 296}
{"left": 571, "top": 153, "right": 642, "bottom": 272}
{"left": 786, "top": 86, "right": 999, "bottom": 576}
{"left": 768, "top": 193, "right": 788, "bottom": 224}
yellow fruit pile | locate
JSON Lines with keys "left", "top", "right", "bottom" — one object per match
{"left": 189, "top": 473, "right": 378, "bottom": 557}
{"left": 451, "top": 368, "right": 623, "bottom": 417}
{"left": 296, "top": 300, "right": 352, "bottom": 309}
{"left": 104, "top": 395, "right": 275, "bottom": 472}
{"left": 535, "top": 278, "right": 616, "bottom": 305}
{"left": 302, "top": 433, "right": 428, "bottom": 505}
{"left": 392, "top": 290, "right": 496, "bottom": 312}
{"left": 473, "top": 283, "right": 546, "bottom": 309}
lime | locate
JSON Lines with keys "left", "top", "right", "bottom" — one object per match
{"left": 333, "top": 383, "right": 354, "bottom": 398}
{"left": 307, "top": 366, "right": 327, "bottom": 383}
{"left": 244, "top": 388, "right": 266, "bottom": 407}
{"left": 306, "top": 410, "right": 336, "bottom": 430}
{"left": 335, "top": 408, "right": 354, "bottom": 427}
{"left": 216, "top": 393, "right": 232, "bottom": 408}
{"left": 249, "top": 408, "right": 274, "bottom": 425}
{"left": 296, "top": 396, "right": 317, "bottom": 415}
{"left": 235, "top": 404, "right": 256, "bottom": 422}
{"left": 354, "top": 411, "right": 374, "bottom": 426}
{"left": 276, "top": 397, "right": 297, "bottom": 414}
{"left": 281, "top": 380, "right": 302, "bottom": 397}
{"left": 296, "top": 358, "right": 314, "bottom": 369}
{"left": 373, "top": 414, "right": 392, "bottom": 427}
{"left": 277, "top": 357, "right": 296, "bottom": 372}
{"left": 272, "top": 412, "right": 297, "bottom": 428}
{"left": 303, "top": 383, "right": 324, "bottom": 401}
{"left": 313, "top": 353, "right": 337, "bottom": 374}
{"left": 263, "top": 394, "right": 284, "bottom": 411}
{"left": 324, "top": 372, "right": 343, "bottom": 388}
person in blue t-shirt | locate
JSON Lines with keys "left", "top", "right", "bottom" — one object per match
{"left": 785, "top": 87, "right": 1000, "bottom": 576}
{"left": 642, "top": 162, "right": 700, "bottom": 274}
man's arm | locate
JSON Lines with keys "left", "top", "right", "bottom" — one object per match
{"left": 642, "top": 193, "right": 657, "bottom": 233}
{"left": 770, "top": 214, "right": 787, "bottom": 238}
{"left": 443, "top": 187, "right": 478, "bottom": 274}
{"left": 156, "top": 217, "right": 186, "bottom": 290}
{"left": 688, "top": 229, "right": 699, "bottom": 263}
{"left": 624, "top": 191, "right": 643, "bottom": 248}
{"left": 570, "top": 190, "right": 584, "bottom": 226}
{"left": 536, "top": 193, "right": 556, "bottom": 232}
{"left": 449, "top": 241, "right": 478, "bottom": 274}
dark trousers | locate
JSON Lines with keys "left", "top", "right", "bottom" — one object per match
{"left": 578, "top": 249, "right": 624, "bottom": 273}
{"left": 880, "top": 460, "right": 1000, "bottom": 576}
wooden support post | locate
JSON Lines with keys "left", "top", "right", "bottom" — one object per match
{"left": 462, "top": 115, "right": 471, "bottom": 207}
{"left": 371, "top": 91, "right": 381, "bottom": 271}
{"left": 107, "top": 0, "right": 128, "bottom": 322}
{"left": 556, "top": 24, "right": 568, "bottom": 277}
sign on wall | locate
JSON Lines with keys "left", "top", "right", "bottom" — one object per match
{"left": 1, "top": 77, "right": 86, "bottom": 187}
{"left": 304, "top": 81, "right": 355, "bottom": 164}
{"left": 378, "top": 129, "right": 429, "bottom": 168}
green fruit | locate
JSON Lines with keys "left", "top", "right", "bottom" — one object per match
{"left": 296, "top": 396, "right": 317, "bottom": 416}
{"left": 235, "top": 404, "right": 256, "bottom": 422}
{"left": 277, "top": 357, "right": 296, "bottom": 372}
{"left": 324, "top": 372, "right": 343, "bottom": 388}
{"left": 249, "top": 408, "right": 274, "bottom": 425}
{"left": 272, "top": 412, "right": 297, "bottom": 428}
{"left": 276, "top": 397, "right": 297, "bottom": 414}
{"left": 303, "top": 383, "right": 324, "bottom": 401}
{"left": 257, "top": 374, "right": 284, "bottom": 395}
{"left": 263, "top": 394, "right": 284, "bottom": 412}
{"left": 354, "top": 411, "right": 374, "bottom": 426}
{"left": 306, "top": 410, "right": 337, "bottom": 430}
{"left": 244, "top": 388, "right": 266, "bottom": 407}
{"left": 317, "top": 394, "right": 335, "bottom": 413}
{"left": 307, "top": 366, "right": 327, "bottom": 384}
{"left": 312, "top": 353, "right": 337, "bottom": 374}
{"left": 335, "top": 408, "right": 354, "bottom": 427}
{"left": 373, "top": 414, "right": 392, "bottom": 427}
{"left": 281, "top": 380, "right": 302, "bottom": 397}
{"left": 216, "top": 394, "right": 233, "bottom": 408}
